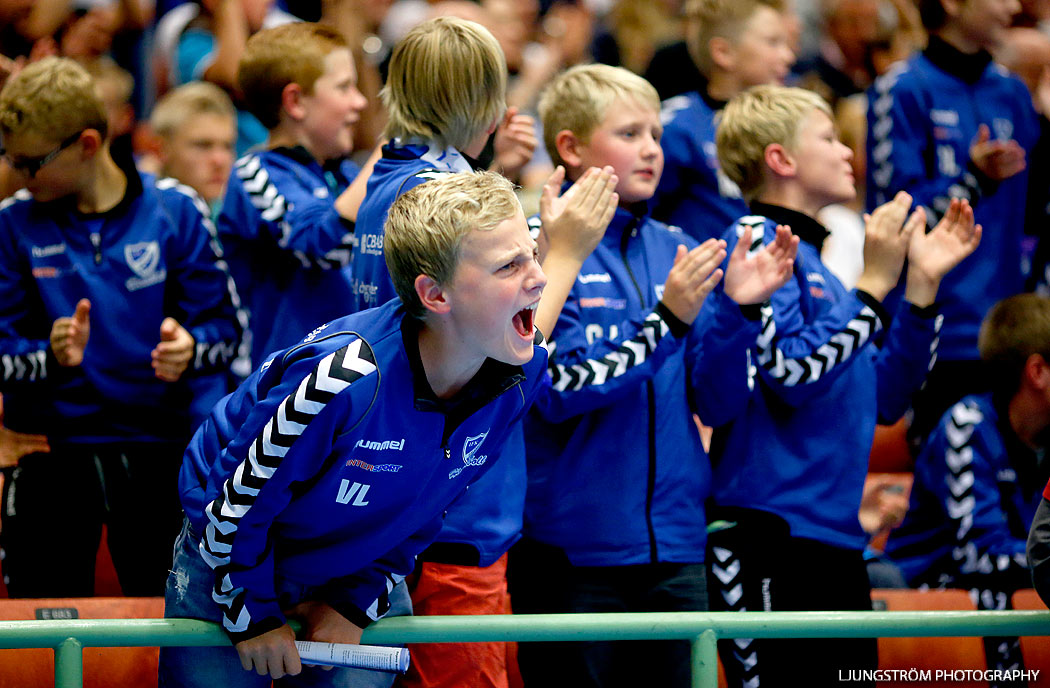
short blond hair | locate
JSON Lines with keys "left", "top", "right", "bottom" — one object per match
{"left": 686, "top": 0, "right": 786, "bottom": 76}
{"left": 84, "top": 56, "right": 134, "bottom": 107}
{"left": 382, "top": 16, "right": 507, "bottom": 152}
{"left": 0, "top": 56, "right": 108, "bottom": 141}
{"left": 151, "top": 81, "right": 236, "bottom": 140}
{"left": 385, "top": 171, "right": 520, "bottom": 319}
{"left": 716, "top": 85, "right": 831, "bottom": 201}
{"left": 539, "top": 63, "right": 660, "bottom": 170}
{"left": 979, "top": 294, "right": 1050, "bottom": 400}
{"left": 238, "top": 22, "right": 349, "bottom": 130}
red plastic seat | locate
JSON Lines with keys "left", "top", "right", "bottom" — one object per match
{"left": 0, "top": 597, "right": 163, "bottom": 688}
{"left": 871, "top": 588, "right": 987, "bottom": 688}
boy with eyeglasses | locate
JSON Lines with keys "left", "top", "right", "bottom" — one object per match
{"left": 0, "top": 57, "right": 243, "bottom": 598}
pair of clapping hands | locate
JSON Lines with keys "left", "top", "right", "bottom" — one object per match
{"left": 536, "top": 168, "right": 980, "bottom": 330}
{"left": 50, "top": 299, "right": 195, "bottom": 381}
{"left": 532, "top": 165, "right": 798, "bottom": 330}
{"left": 0, "top": 303, "right": 198, "bottom": 468}
{"left": 856, "top": 192, "right": 982, "bottom": 308}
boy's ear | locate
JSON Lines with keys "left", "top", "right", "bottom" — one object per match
{"left": 415, "top": 274, "right": 451, "bottom": 315}
{"left": 155, "top": 137, "right": 171, "bottom": 165}
{"left": 764, "top": 142, "right": 796, "bottom": 178}
{"left": 709, "top": 36, "right": 736, "bottom": 73}
{"left": 486, "top": 113, "right": 502, "bottom": 137}
{"left": 79, "top": 129, "right": 103, "bottom": 159}
{"left": 281, "top": 82, "right": 306, "bottom": 122}
{"left": 554, "top": 129, "right": 584, "bottom": 169}
{"left": 1025, "top": 353, "right": 1050, "bottom": 391}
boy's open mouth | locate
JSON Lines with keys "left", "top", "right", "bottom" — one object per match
{"left": 513, "top": 303, "right": 537, "bottom": 338}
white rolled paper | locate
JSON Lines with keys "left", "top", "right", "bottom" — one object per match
{"left": 295, "top": 640, "right": 410, "bottom": 673}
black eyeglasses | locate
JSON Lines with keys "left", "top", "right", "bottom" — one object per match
{"left": 0, "top": 131, "right": 83, "bottom": 178}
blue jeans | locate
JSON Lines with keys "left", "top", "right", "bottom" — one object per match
{"left": 158, "top": 520, "right": 411, "bottom": 688}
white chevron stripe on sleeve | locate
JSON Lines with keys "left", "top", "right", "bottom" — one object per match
{"left": 755, "top": 302, "right": 880, "bottom": 388}
{"left": 199, "top": 337, "right": 378, "bottom": 633}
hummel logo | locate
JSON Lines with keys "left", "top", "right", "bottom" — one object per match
{"left": 355, "top": 438, "right": 405, "bottom": 451}
{"left": 336, "top": 480, "right": 371, "bottom": 506}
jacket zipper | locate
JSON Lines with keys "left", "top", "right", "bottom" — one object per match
{"left": 89, "top": 232, "right": 102, "bottom": 265}
{"left": 619, "top": 219, "right": 659, "bottom": 563}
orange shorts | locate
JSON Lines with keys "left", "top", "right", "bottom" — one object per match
{"left": 397, "top": 553, "right": 514, "bottom": 688}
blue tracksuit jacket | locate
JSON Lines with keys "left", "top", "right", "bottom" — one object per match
{"left": 178, "top": 299, "right": 550, "bottom": 641}
{"left": 0, "top": 167, "right": 241, "bottom": 443}
{"left": 524, "top": 204, "right": 758, "bottom": 566}
{"left": 650, "top": 91, "right": 749, "bottom": 243}
{"left": 866, "top": 38, "right": 1039, "bottom": 361}
{"left": 710, "top": 205, "right": 941, "bottom": 551}
{"left": 349, "top": 140, "right": 474, "bottom": 314}
{"left": 219, "top": 146, "right": 360, "bottom": 371}
{"left": 885, "top": 393, "right": 1043, "bottom": 597}
{"left": 349, "top": 139, "right": 527, "bottom": 567}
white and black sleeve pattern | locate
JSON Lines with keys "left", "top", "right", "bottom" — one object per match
{"left": 235, "top": 155, "right": 354, "bottom": 269}
{"left": 868, "top": 66, "right": 986, "bottom": 225}
{"left": 940, "top": 402, "right": 1028, "bottom": 581}
{"left": 548, "top": 309, "right": 671, "bottom": 392}
{"left": 1, "top": 350, "right": 48, "bottom": 382}
{"left": 755, "top": 302, "right": 881, "bottom": 388}
{"left": 201, "top": 338, "right": 378, "bottom": 635}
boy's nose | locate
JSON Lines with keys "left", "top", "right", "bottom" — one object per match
{"left": 527, "top": 261, "right": 548, "bottom": 293}
{"left": 351, "top": 88, "right": 367, "bottom": 112}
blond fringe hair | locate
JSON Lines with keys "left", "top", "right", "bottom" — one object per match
{"left": 538, "top": 63, "right": 660, "bottom": 169}
{"left": 385, "top": 171, "right": 520, "bottom": 319}
{"left": 151, "top": 81, "right": 235, "bottom": 139}
{"left": 716, "top": 85, "right": 831, "bottom": 201}
{"left": 0, "top": 57, "right": 108, "bottom": 141}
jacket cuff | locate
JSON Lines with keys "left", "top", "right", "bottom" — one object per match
{"left": 43, "top": 345, "right": 59, "bottom": 380}
{"left": 905, "top": 301, "right": 940, "bottom": 319}
{"left": 655, "top": 302, "right": 690, "bottom": 338}
{"left": 326, "top": 600, "right": 376, "bottom": 631}
{"left": 965, "top": 158, "right": 999, "bottom": 199}
{"left": 854, "top": 289, "right": 891, "bottom": 330}
{"left": 738, "top": 302, "right": 765, "bottom": 322}
{"left": 225, "top": 615, "right": 285, "bottom": 645}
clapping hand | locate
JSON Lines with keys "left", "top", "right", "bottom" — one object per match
{"left": 722, "top": 224, "right": 799, "bottom": 305}
{"left": 904, "top": 198, "right": 982, "bottom": 307}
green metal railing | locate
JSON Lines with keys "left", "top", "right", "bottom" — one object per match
{"left": 0, "top": 610, "right": 1048, "bottom": 688}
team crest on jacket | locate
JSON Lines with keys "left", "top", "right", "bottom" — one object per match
{"left": 124, "top": 241, "right": 166, "bottom": 291}
{"left": 449, "top": 430, "right": 489, "bottom": 479}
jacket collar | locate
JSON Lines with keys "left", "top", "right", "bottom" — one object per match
{"left": 271, "top": 145, "right": 319, "bottom": 168}
{"left": 384, "top": 139, "right": 479, "bottom": 172}
{"left": 270, "top": 145, "right": 353, "bottom": 182}
{"left": 749, "top": 201, "right": 830, "bottom": 252}
{"left": 924, "top": 35, "right": 993, "bottom": 84}
{"left": 399, "top": 313, "right": 526, "bottom": 416}
{"left": 992, "top": 392, "right": 1048, "bottom": 491}
{"left": 698, "top": 75, "right": 728, "bottom": 112}
{"left": 604, "top": 202, "right": 650, "bottom": 240}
